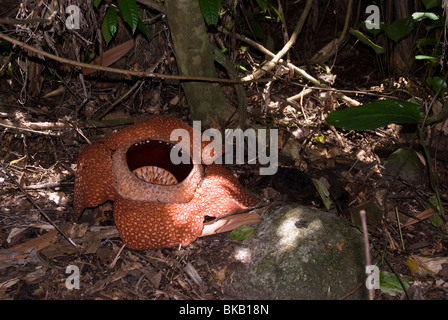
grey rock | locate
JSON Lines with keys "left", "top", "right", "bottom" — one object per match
{"left": 225, "top": 204, "right": 367, "bottom": 299}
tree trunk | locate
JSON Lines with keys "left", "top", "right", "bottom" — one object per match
{"left": 165, "top": 0, "right": 233, "bottom": 128}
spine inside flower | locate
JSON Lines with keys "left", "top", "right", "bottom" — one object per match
{"left": 133, "top": 166, "right": 178, "bottom": 185}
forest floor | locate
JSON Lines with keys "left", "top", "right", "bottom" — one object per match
{"left": 0, "top": 1, "right": 448, "bottom": 301}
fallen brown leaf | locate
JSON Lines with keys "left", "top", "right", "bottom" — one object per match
{"left": 403, "top": 208, "right": 435, "bottom": 227}
{"left": 201, "top": 213, "right": 261, "bottom": 237}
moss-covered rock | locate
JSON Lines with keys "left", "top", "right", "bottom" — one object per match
{"left": 225, "top": 204, "right": 367, "bottom": 299}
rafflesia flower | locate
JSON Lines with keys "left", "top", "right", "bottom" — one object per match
{"left": 73, "top": 116, "right": 259, "bottom": 250}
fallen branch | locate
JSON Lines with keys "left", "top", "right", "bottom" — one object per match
{"left": 0, "top": 119, "right": 63, "bottom": 137}
{"left": 241, "top": 0, "right": 314, "bottom": 82}
{"left": 310, "top": 0, "right": 354, "bottom": 64}
{"left": 0, "top": 31, "right": 273, "bottom": 85}
{"left": 218, "top": 27, "right": 361, "bottom": 106}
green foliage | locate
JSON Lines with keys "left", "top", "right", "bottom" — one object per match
{"left": 102, "top": 6, "right": 118, "bottom": 46}
{"left": 229, "top": 225, "right": 256, "bottom": 241}
{"left": 94, "top": 0, "right": 102, "bottom": 9}
{"left": 117, "top": 0, "right": 139, "bottom": 34}
{"left": 354, "top": 0, "right": 444, "bottom": 75}
{"left": 311, "top": 178, "right": 333, "bottom": 210}
{"left": 383, "top": 17, "right": 415, "bottom": 42}
{"left": 358, "top": 7, "right": 442, "bottom": 46}
{"left": 412, "top": 12, "right": 439, "bottom": 21}
{"left": 255, "top": 0, "right": 283, "bottom": 22}
{"left": 421, "top": 0, "right": 442, "bottom": 10}
{"left": 98, "top": 0, "right": 149, "bottom": 46}
{"left": 198, "top": 0, "right": 283, "bottom": 41}
{"left": 199, "top": 0, "right": 221, "bottom": 25}
{"left": 426, "top": 76, "right": 447, "bottom": 98}
{"left": 427, "top": 195, "right": 444, "bottom": 227}
{"left": 349, "top": 29, "right": 384, "bottom": 55}
{"left": 379, "top": 271, "right": 410, "bottom": 296}
{"left": 325, "top": 99, "right": 421, "bottom": 131}
{"left": 255, "top": 0, "right": 269, "bottom": 12}
{"left": 415, "top": 55, "right": 439, "bottom": 64}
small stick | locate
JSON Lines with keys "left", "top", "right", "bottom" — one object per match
{"left": 360, "top": 210, "right": 374, "bottom": 300}
{"left": 108, "top": 244, "right": 126, "bottom": 269}
{"left": 212, "top": 200, "right": 268, "bottom": 221}
{"left": 1, "top": 162, "right": 81, "bottom": 253}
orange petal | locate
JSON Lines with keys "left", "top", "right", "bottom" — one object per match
{"left": 73, "top": 141, "right": 115, "bottom": 218}
{"left": 113, "top": 194, "right": 205, "bottom": 250}
{"left": 196, "top": 164, "right": 259, "bottom": 218}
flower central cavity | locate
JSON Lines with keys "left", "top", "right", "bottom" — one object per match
{"left": 126, "top": 139, "right": 193, "bottom": 185}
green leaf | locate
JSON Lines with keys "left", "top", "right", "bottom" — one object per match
{"left": 229, "top": 225, "right": 256, "bottom": 241}
{"left": 349, "top": 29, "right": 384, "bottom": 55}
{"left": 117, "top": 0, "right": 139, "bottom": 34}
{"left": 137, "top": 17, "right": 149, "bottom": 39}
{"left": 101, "top": 7, "right": 118, "bottom": 46}
{"left": 237, "top": 64, "right": 248, "bottom": 71}
{"left": 421, "top": 0, "right": 442, "bottom": 10}
{"left": 379, "top": 271, "right": 410, "bottom": 296}
{"left": 199, "top": 0, "right": 221, "bottom": 25}
{"left": 311, "top": 178, "right": 332, "bottom": 210}
{"left": 415, "top": 55, "right": 439, "bottom": 64}
{"left": 249, "top": 17, "right": 264, "bottom": 40}
{"left": 105, "top": 7, "right": 118, "bottom": 36}
{"left": 426, "top": 76, "right": 447, "bottom": 98}
{"left": 384, "top": 17, "right": 414, "bottom": 42}
{"left": 255, "top": 0, "right": 269, "bottom": 12}
{"left": 94, "top": 0, "right": 103, "bottom": 9}
{"left": 266, "top": 5, "right": 284, "bottom": 23}
{"left": 429, "top": 209, "right": 444, "bottom": 227}
{"left": 326, "top": 99, "right": 421, "bottom": 131}
{"left": 412, "top": 12, "right": 439, "bottom": 21}
{"left": 417, "top": 37, "right": 438, "bottom": 46}
{"left": 427, "top": 195, "right": 444, "bottom": 227}
{"left": 101, "top": 22, "right": 112, "bottom": 46}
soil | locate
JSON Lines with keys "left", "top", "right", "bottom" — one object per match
{"left": 0, "top": 0, "right": 447, "bottom": 301}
